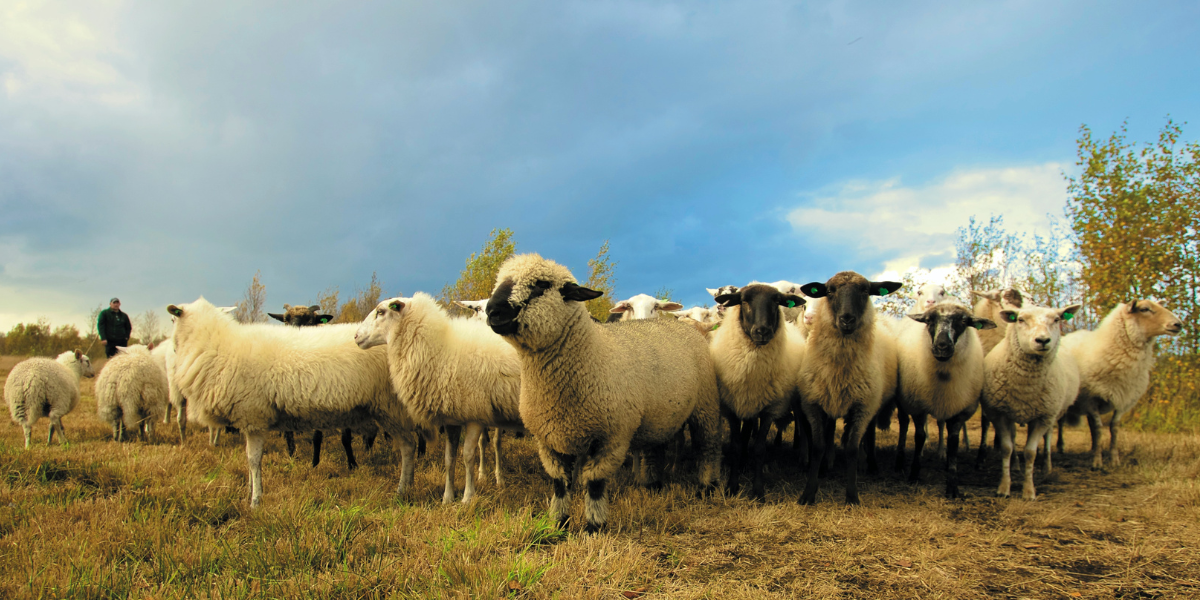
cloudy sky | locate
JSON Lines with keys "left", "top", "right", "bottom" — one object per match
{"left": 1, "top": 0, "right": 1196, "bottom": 332}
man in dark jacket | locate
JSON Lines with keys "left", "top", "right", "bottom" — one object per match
{"left": 97, "top": 297, "right": 132, "bottom": 358}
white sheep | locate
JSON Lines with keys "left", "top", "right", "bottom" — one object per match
{"left": 970, "top": 287, "right": 1025, "bottom": 460}
{"left": 893, "top": 301, "right": 995, "bottom": 497}
{"left": 453, "top": 299, "right": 490, "bottom": 321}
{"left": 486, "top": 254, "right": 722, "bottom": 532}
{"left": 165, "top": 297, "right": 420, "bottom": 507}
{"left": 671, "top": 306, "right": 719, "bottom": 324}
{"left": 1058, "top": 299, "right": 1183, "bottom": 468}
{"left": 609, "top": 293, "right": 683, "bottom": 321}
{"left": 150, "top": 339, "right": 189, "bottom": 442}
{"left": 4, "top": 350, "right": 94, "bottom": 448}
{"left": 96, "top": 345, "right": 169, "bottom": 442}
{"left": 797, "top": 272, "right": 901, "bottom": 505}
{"left": 981, "top": 303, "right": 1081, "bottom": 500}
{"left": 710, "top": 283, "right": 807, "bottom": 500}
{"left": 356, "top": 293, "right": 524, "bottom": 503}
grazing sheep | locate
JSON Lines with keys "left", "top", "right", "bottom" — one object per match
{"left": 1058, "top": 300, "right": 1183, "bottom": 468}
{"left": 893, "top": 302, "right": 995, "bottom": 497}
{"left": 96, "top": 345, "right": 169, "bottom": 442}
{"left": 971, "top": 287, "right": 1025, "bottom": 459}
{"left": 486, "top": 254, "right": 721, "bottom": 532}
{"left": 610, "top": 293, "right": 684, "bottom": 321}
{"left": 355, "top": 293, "right": 524, "bottom": 503}
{"left": 981, "top": 303, "right": 1081, "bottom": 500}
{"left": 166, "top": 298, "right": 419, "bottom": 507}
{"left": 711, "top": 284, "right": 807, "bottom": 500}
{"left": 796, "top": 272, "right": 902, "bottom": 505}
{"left": 5, "top": 350, "right": 94, "bottom": 448}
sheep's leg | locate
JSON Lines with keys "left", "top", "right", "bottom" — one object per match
{"left": 945, "top": 417, "right": 964, "bottom": 499}
{"left": 1022, "top": 421, "right": 1050, "bottom": 500}
{"left": 442, "top": 425, "right": 462, "bottom": 504}
{"left": 245, "top": 432, "right": 266, "bottom": 508}
{"left": 177, "top": 398, "right": 188, "bottom": 443}
{"left": 863, "top": 418, "right": 879, "bottom": 475}
{"left": 579, "top": 441, "right": 627, "bottom": 533}
{"left": 646, "top": 444, "right": 668, "bottom": 491}
{"left": 123, "top": 409, "right": 140, "bottom": 443}
{"left": 894, "top": 409, "right": 910, "bottom": 473}
{"left": 461, "top": 423, "right": 485, "bottom": 503}
{"left": 47, "top": 420, "right": 56, "bottom": 445}
{"left": 996, "top": 417, "right": 1014, "bottom": 498}
{"left": 723, "top": 411, "right": 744, "bottom": 495}
{"left": 341, "top": 429, "right": 357, "bottom": 471}
{"left": 687, "top": 410, "right": 721, "bottom": 495}
{"left": 363, "top": 431, "right": 377, "bottom": 452}
{"left": 22, "top": 423, "right": 32, "bottom": 449}
{"left": 936, "top": 420, "right": 947, "bottom": 461}
{"left": 961, "top": 424, "right": 970, "bottom": 453}
{"left": 51, "top": 417, "right": 68, "bottom": 446}
{"left": 163, "top": 406, "right": 171, "bottom": 424}
{"left": 1042, "top": 428, "right": 1053, "bottom": 475}
{"left": 1109, "top": 411, "right": 1124, "bottom": 467}
{"left": 284, "top": 431, "right": 296, "bottom": 457}
{"left": 538, "top": 446, "right": 576, "bottom": 529}
{"left": 144, "top": 418, "right": 155, "bottom": 444}
{"left": 1086, "top": 412, "right": 1103, "bottom": 470}
{"left": 975, "top": 415, "right": 991, "bottom": 470}
{"left": 209, "top": 426, "right": 220, "bottom": 446}
{"left": 114, "top": 419, "right": 125, "bottom": 443}
{"left": 393, "top": 429, "right": 417, "bottom": 494}
{"left": 821, "top": 417, "right": 836, "bottom": 477}
{"left": 750, "top": 415, "right": 771, "bottom": 501}
{"left": 476, "top": 429, "right": 490, "bottom": 482}
{"left": 909, "top": 413, "right": 928, "bottom": 484}
{"left": 1055, "top": 417, "right": 1066, "bottom": 454}
{"left": 492, "top": 429, "right": 505, "bottom": 488}
{"left": 843, "top": 408, "right": 870, "bottom": 505}
{"left": 792, "top": 406, "right": 809, "bottom": 468}
{"left": 307, "top": 430, "right": 321, "bottom": 467}
{"left": 798, "top": 406, "right": 827, "bottom": 505}
{"left": 416, "top": 434, "right": 426, "bottom": 457}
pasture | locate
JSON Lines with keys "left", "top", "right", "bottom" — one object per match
{"left": 2, "top": 356, "right": 1199, "bottom": 599}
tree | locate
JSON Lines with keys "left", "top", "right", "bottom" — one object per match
{"left": 439, "top": 228, "right": 517, "bottom": 317}
{"left": 134, "top": 309, "right": 164, "bottom": 346}
{"left": 233, "top": 271, "right": 268, "bottom": 324}
{"left": 584, "top": 240, "right": 617, "bottom": 322}
{"left": 954, "top": 215, "right": 1022, "bottom": 297}
{"left": 334, "top": 272, "right": 384, "bottom": 324}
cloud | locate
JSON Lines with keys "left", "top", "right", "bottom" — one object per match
{"left": 786, "top": 163, "right": 1070, "bottom": 278}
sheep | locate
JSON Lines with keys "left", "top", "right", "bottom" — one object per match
{"left": 267, "top": 304, "right": 334, "bottom": 326}
{"left": 150, "top": 339, "right": 189, "bottom": 441}
{"left": 95, "top": 345, "right": 169, "bottom": 442}
{"left": 710, "top": 284, "right": 807, "bottom": 500}
{"left": 796, "top": 297, "right": 824, "bottom": 340}
{"left": 355, "top": 293, "right": 524, "bottom": 503}
{"left": 1057, "top": 299, "right": 1183, "bottom": 469}
{"left": 4, "top": 350, "right": 94, "bottom": 448}
{"left": 451, "top": 298, "right": 519, "bottom": 483}
{"left": 980, "top": 303, "right": 1081, "bottom": 500}
{"left": 892, "top": 302, "right": 995, "bottom": 497}
{"left": 610, "top": 293, "right": 683, "bottom": 321}
{"left": 453, "top": 299, "right": 489, "bottom": 320}
{"left": 970, "top": 287, "right": 1026, "bottom": 462}
{"left": 671, "top": 306, "right": 719, "bottom": 324}
{"left": 485, "top": 254, "right": 722, "bottom": 532}
{"left": 165, "top": 297, "right": 419, "bottom": 507}
{"left": 899, "top": 283, "right": 968, "bottom": 457}
{"left": 796, "top": 272, "right": 902, "bottom": 505}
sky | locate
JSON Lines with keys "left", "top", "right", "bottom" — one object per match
{"left": 1, "top": 0, "right": 1197, "bottom": 333}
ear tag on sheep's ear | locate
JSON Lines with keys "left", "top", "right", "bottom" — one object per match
{"left": 319, "top": 316, "right": 331, "bottom": 324}
{"left": 1008, "top": 313, "right": 1017, "bottom": 322}
{"left": 1063, "top": 312, "right": 1074, "bottom": 321}
{"left": 811, "top": 287, "right": 818, "bottom": 294}
{"left": 787, "top": 300, "right": 796, "bottom": 308}
{"left": 388, "top": 302, "right": 402, "bottom": 311}
{"left": 712, "top": 323, "right": 720, "bottom": 331}
{"left": 974, "top": 323, "right": 984, "bottom": 330}
{"left": 879, "top": 287, "right": 889, "bottom": 296}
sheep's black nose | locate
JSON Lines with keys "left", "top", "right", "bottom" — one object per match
{"left": 1034, "top": 336, "right": 1051, "bottom": 346}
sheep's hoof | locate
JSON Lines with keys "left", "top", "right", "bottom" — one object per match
{"left": 945, "top": 485, "right": 961, "bottom": 499}
{"left": 798, "top": 493, "right": 817, "bottom": 506}
{"left": 646, "top": 481, "right": 664, "bottom": 492}
{"left": 583, "top": 521, "right": 604, "bottom": 534}
{"left": 725, "top": 483, "right": 740, "bottom": 496}
{"left": 995, "top": 490, "right": 1010, "bottom": 498}
{"left": 752, "top": 491, "right": 766, "bottom": 503}
{"left": 845, "top": 493, "right": 861, "bottom": 506}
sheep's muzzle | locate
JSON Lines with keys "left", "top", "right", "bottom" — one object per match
{"left": 486, "top": 280, "right": 521, "bottom": 336}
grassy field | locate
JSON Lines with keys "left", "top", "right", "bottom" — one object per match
{"left": 2, "top": 355, "right": 1199, "bottom": 599}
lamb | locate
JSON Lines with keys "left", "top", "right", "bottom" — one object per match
{"left": 892, "top": 302, "right": 995, "bottom": 497}
{"left": 796, "top": 272, "right": 901, "bottom": 505}
{"left": 610, "top": 293, "right": 683, "bottom": 321}
{"left": 165, "top": 298, "right": 419, "bottom": 507}
{"left": 486, "top": 254, "right": 722, "bottom": 531}
{"left": 970, "top": 287, "right": 1025, "bottom": 461}
{"left": 710, "top": 284, "right": 807, "bottom": 500}
{"left": 4, "top": 350, "right": 94, "bottom": 448}
{"left": 355, "top": 293, "right": 524, "bottom": 503}
{"left": 980, "top": 303, "right": 1081, "bottom": 500}
{"left": 96, "top": 345, "right": 169, "bottom": 442}
{"left": 1057, "top": 300, "right": 1183, "bottom": 468}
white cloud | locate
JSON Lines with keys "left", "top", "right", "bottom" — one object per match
{"left": 786, "top": 162, "right": 1069, "bottom": 277}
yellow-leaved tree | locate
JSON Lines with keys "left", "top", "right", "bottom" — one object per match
{"left": 584, "top": 240, "right": 617, "bottom": 322}
{"left": 439, "top": 228, "right": 517, "bottom": 317}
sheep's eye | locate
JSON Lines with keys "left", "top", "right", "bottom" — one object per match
{"left": 535, "top": 280, "right": 552, "bottom": 289}
{"left": 377, "top": 309, "right": 385, "bottom": 316}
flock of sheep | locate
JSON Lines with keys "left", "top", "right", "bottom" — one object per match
{"left": 3, "top": 253, "right": 1184, "bottom": 532}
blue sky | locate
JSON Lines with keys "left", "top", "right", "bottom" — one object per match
{"left": 1, "top": 0, "right": 1197, "bottom": 332}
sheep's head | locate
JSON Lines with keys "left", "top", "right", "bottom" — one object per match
{"left": 355, "top": 297, "right": 413, "bottom": 349}
{"left": 715, "top": 284, "right": 806, "bottom": 346}
{"left": 269, "top": 304, "right": 332, "bottom": 327}
{"left": 908, "top": 302, "right": 995, "bottom": 362}
{"left": 914, "top": 284, "right": 948, "bottom": 313}
{"left": 970, "top": 288, "right": 1025, "bottom": 320}
{"left": 61, "top": 349, "right": 95, "bottom": 378}
{"left": 672, "top": 306, "right": 714, "bottom": 323}
{"left": 803, "top": 297, "right": 824, "bottom": 327}
{"left": 802, "top": 272, "right": 902, "bottom": 336}
{"left": 165, "top": 298, "right": 235, "bottom": 347}
{"left": 998, "top": 304, "right": 1080, "bottom": 358}
{"left": 486, "top": 254, "right": 602, "bottom": 346}
{"left": 453, "top": 299, "right": 489, "bottom": 322}
{"left": 610, "top": 294, "right": 683, "bottom": 321}
{"left": 1125, "top": 299, "right": 1183, "bottom": 339}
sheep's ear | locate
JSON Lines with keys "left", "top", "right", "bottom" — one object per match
{"left": 453, "top": 301, "right": 471, "bottom": 310}
{"left": 706, "top": 288, "right": 719, "bottom": 297}
{"left": 907, "top": 312, "right": 933, "bottom": 324}
{"left": 268, "top": 313, "right": 285, "bottom": 322}
{"left": 317, "top": 315, "right": 333, "bottom": 324}
{"left": 871, "top": 281, "right": 903, "bottom": 296}
{"left": 167, "top": 305, "right": 183, "bottom": 317}
{"left": 972, "top": 318, "right": 997, "bottom": 330}
{"left": 714, "top": 293, "right": 741, "bottom": 307}
{"left": 561, "top": 282, "right": 603, "bottom": 302}
{"left": 308, "top": 305, "right": 321, "bottom": 312}
{"left": 801, "top": 282, "right": 828, "bottom": 298}
{"left": 282, "top": 304, "right": 292, "bottom": 310}
{"left": 999, "top": 309, "right": 1019, "bottom": 324}
{"left": 74, "top": 349, "right": 83, "bottom": 360}
{"left": 219, "top": 306, "right": 237, "bottom": 314}
{"left": 1002, "top": 288, "right": 1024, "bottom": 308}
{"left": 657, "top": 301, "right": 684, "bottom": 311}
{"left": 387, "top": 300, "right": 404, "bottom": 312}
{"left": 1128, "top": 300, "right": 1139, "bottom": 313}
{"left": 609, "top": 301, "right": 631, "bottom": 313}
{"left": 1058, "top": 304, "right": 1082, "bottom": 322}
{"left": 970, "top": 290, "right": 1001, "bottom": 303}
{"left": 778, "top": 294, "right": 806, "bottom": 309}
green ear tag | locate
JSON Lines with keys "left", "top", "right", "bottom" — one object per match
{"left": 879, "top": 287, "right": 888, "bottom": 296}
{"left": 712, "top": 323, "right": 720, "bottom": 330}
{"left": 974, "top": 323, "right": 983, "bottom": 330}
{"left": 1063, "top": 312, "right": 1074, "bottom": 321}
{"left": 1008, "top": 313, "right": 1017, "bottom": 322}
{"left": 787, "top": 301, "right": 796, "bottom": 308}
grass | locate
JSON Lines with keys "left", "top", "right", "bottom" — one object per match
{"left": 1, "top": 356, "right": 1199, "bottom": 599}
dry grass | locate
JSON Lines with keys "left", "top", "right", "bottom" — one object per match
{"left": 2, "top": 356, "right": 1199, "bottom": 599}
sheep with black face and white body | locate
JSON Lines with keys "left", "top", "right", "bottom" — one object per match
{"left": 5, "top": 350, "right": 94, "bottom": 448}
{"left": 893, "top": 302, "right": 995, "bottom": 497}
{"left": 710, "top": 284, "right": 807, "bottom": 500}
{"left": 981, "top": 303, "right": 1081, "bottom": 500}
{"left": 796, "top": 272, "right": 902, "bottom": 505}
{"left": 486, "top": 254, "right": 721, "bottom": 532}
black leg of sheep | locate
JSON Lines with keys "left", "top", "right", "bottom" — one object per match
{"left": 284, "top": 431, "right": 296, "bottom": 457}
{"left": 908, "top": 413, "right": 928, "bottom": 484}
{"left": 945, "top": 416, "right": 965, "bottom": 499}
{"left": 341, "top": 429, "right": 358, "bottom": 470}
{"left": 311, "top": 430, "right": 323, "bottom": 467}
{"left": 894, "top": 409, "right": 910, "bottom": 473}
{"left": 751, "top": 415, "right": 772, "bottom": 501}
{"left": 799, "top": 407, "right": 827, "bottom": 505}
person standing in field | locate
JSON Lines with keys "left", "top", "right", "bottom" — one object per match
{"left": 97, "top": 297, "right": 132, "bottom": 358}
